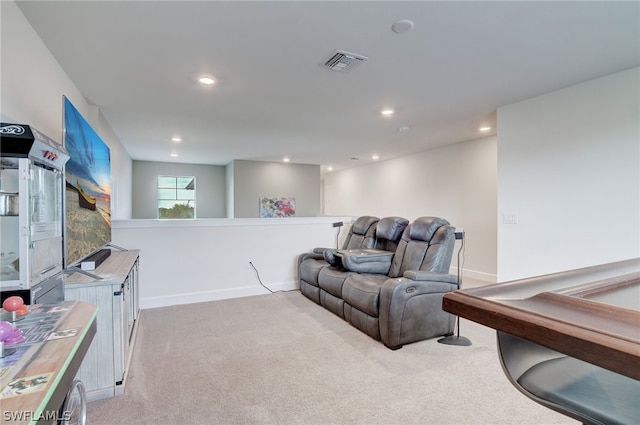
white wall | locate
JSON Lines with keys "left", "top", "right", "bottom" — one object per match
{"left": 232, "top": 160, "right": 321, "bottom": 218}
{"left": 323, "top": 136, "right": 498, "bottom": 282}
{"left": 112, "top": 217, "right": 353, "bottom": 309}
{"left": 0, "top": 1, "right": 132, "bottom": 219}
{"left": 497, "top": 67, "right": 640, "bottom": 281}
{"left": 94, "top": 107, "right": 132, "bottom": 219}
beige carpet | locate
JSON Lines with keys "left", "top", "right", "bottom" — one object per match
{"left": 86, "top": 292, "right": 577, "bottom": 425}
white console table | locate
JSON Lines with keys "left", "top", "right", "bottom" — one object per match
{"left": 64, "top": 249, "right": 140, "bottom": 401}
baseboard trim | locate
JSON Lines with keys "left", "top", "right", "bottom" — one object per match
{"left": 449, "top": 266, "right": 497, "bottom": 284}
{"left": 140, "top": 281, "right": 299, "bottom": 310}
{"left": 139, "top": 270, "right": 495, "bottom": 310}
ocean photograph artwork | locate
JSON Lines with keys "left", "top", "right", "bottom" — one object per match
{"left": 63, "top": 97, "right": 111, "bottom": 266}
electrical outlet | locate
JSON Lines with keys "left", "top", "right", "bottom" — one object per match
{"left": 503, "top": 213, "right": 519, "bottom": 224}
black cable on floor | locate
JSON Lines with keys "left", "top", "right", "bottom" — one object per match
{"left": 249, "top": 261, "right": 299, "bottom": 294}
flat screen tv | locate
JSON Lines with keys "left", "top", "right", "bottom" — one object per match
{"left": 62, "top": 96, "right": 112, "bottom": 268}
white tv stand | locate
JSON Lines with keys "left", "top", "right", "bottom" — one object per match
{"left": 64, "top": 249, "right": 140, "bottom": 401}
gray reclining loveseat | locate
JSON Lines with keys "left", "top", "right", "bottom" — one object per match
{"left": 298, "top": 216, "right": 458, "bottom": 349}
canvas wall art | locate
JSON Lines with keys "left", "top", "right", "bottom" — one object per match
{"left": 259, "top": 197, "right": 295, "bottom": 218}
{"left": 63, "top": 96, "right": 112, "bottom": 267}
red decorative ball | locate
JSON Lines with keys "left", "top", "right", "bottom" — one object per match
{"left": 2, "top": 296, "right": 24, "bottom": 312}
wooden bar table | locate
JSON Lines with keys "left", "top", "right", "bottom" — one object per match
{"left": 0, "top": 300, "right": 97, "bottom": 425}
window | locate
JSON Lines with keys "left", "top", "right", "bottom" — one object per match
{"left": 157, "top": 176, "right": 196, "bottom": 219}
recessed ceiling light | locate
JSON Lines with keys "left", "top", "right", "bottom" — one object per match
{"left": 479, "top": 126, "right": 492, "bottom": 132}
{"left": 327, "top": 166, "right": 333, "bottom": 171}
{"left": 381, "top": 108, "right": 395, "bottom": 116}
{"left": 283, "top": 156, "right": 290, "bottom": 163}
{"left": 372, "top": 154, "right": 380, "bottom": 160}
{"left": 391, "top": 19, "right": 414, "bottom": 34}
{"left": 171, "top": 137, "right": 182, "bottom": 143}
{"left": 198, "top": 76, "right": 215, "bottom": 85}
{"left": 170, "top": 153, "right": 178, "bottom": 157}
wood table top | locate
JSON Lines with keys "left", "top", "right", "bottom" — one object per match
{"left": 443, "top": 269, "right": 640, "bottom": 380}
{"left": 1, "top": 301, "right": 97, "bottom": 424}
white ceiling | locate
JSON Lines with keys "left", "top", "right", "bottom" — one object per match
{"left": 16, "top": 1, "right": 640, "bottom": 172}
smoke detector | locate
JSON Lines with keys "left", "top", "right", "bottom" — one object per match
{"left": 323, "top": 50, "right": 367, "bottom": 72}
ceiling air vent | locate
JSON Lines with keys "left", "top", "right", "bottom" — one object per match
{"left": 323, "top": 50, "right": 367, "bottom": 73}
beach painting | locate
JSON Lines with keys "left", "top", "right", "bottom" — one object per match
{"left": 63, "top": 97, "right": 111, "bottom": 266}
{"left": 259, "top": 197, "right": 295, "bottom": 218}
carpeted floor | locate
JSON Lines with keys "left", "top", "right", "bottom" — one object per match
{"left": 86, "top": 291, "right": 577, "bottom": 425}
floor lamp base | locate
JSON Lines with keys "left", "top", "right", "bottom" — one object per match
{"left": 438, "top": 335, "right": 472, "bottom": 346}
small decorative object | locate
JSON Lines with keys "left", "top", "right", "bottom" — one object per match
{"left": 2, "top": 296, "right": 25, "bottom": 322}
{"left": 0, "top": 320, "right": 23, "bottom": 357}
{"left": 0, "top": 321, "right": 14, "bottom": 341}
{"left": 259, "top": 197, "right": 295, "bottom": 218}
{"left": 2, "top": 296, "right": 23, "bottom": 312}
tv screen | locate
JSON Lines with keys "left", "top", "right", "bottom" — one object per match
{"left": 63, "top": 96, "right": 112, "bottom": 267}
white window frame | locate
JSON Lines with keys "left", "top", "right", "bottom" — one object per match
{"left": 157, "top": 175, "right": 196, "bottom": 219}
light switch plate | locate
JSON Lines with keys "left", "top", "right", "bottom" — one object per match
{"left": 503, "top": 213, "right": 519, "bottom": 224}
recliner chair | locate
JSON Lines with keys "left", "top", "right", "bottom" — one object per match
{"left": 316, "top": 216, "right": 409, "bottom": 319}
{"left": 297, "top": 216, "right": 378, "bottom": 304}
{"left": 341, "top": 216, "right": 457, "bottom": 349}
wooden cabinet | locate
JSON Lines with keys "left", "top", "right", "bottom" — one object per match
{"left": 64, "top": 249, "right": 140, "bottom": 402}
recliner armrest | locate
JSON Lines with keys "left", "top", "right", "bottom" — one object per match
{"left": 313, "top": 247, "right": 332, "bottom": 255}
{"left": 402, "top": 271, "right": 459, "bottom": 284}
{"left": 298, "top": 252, "right": 325, "bottom": 263}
